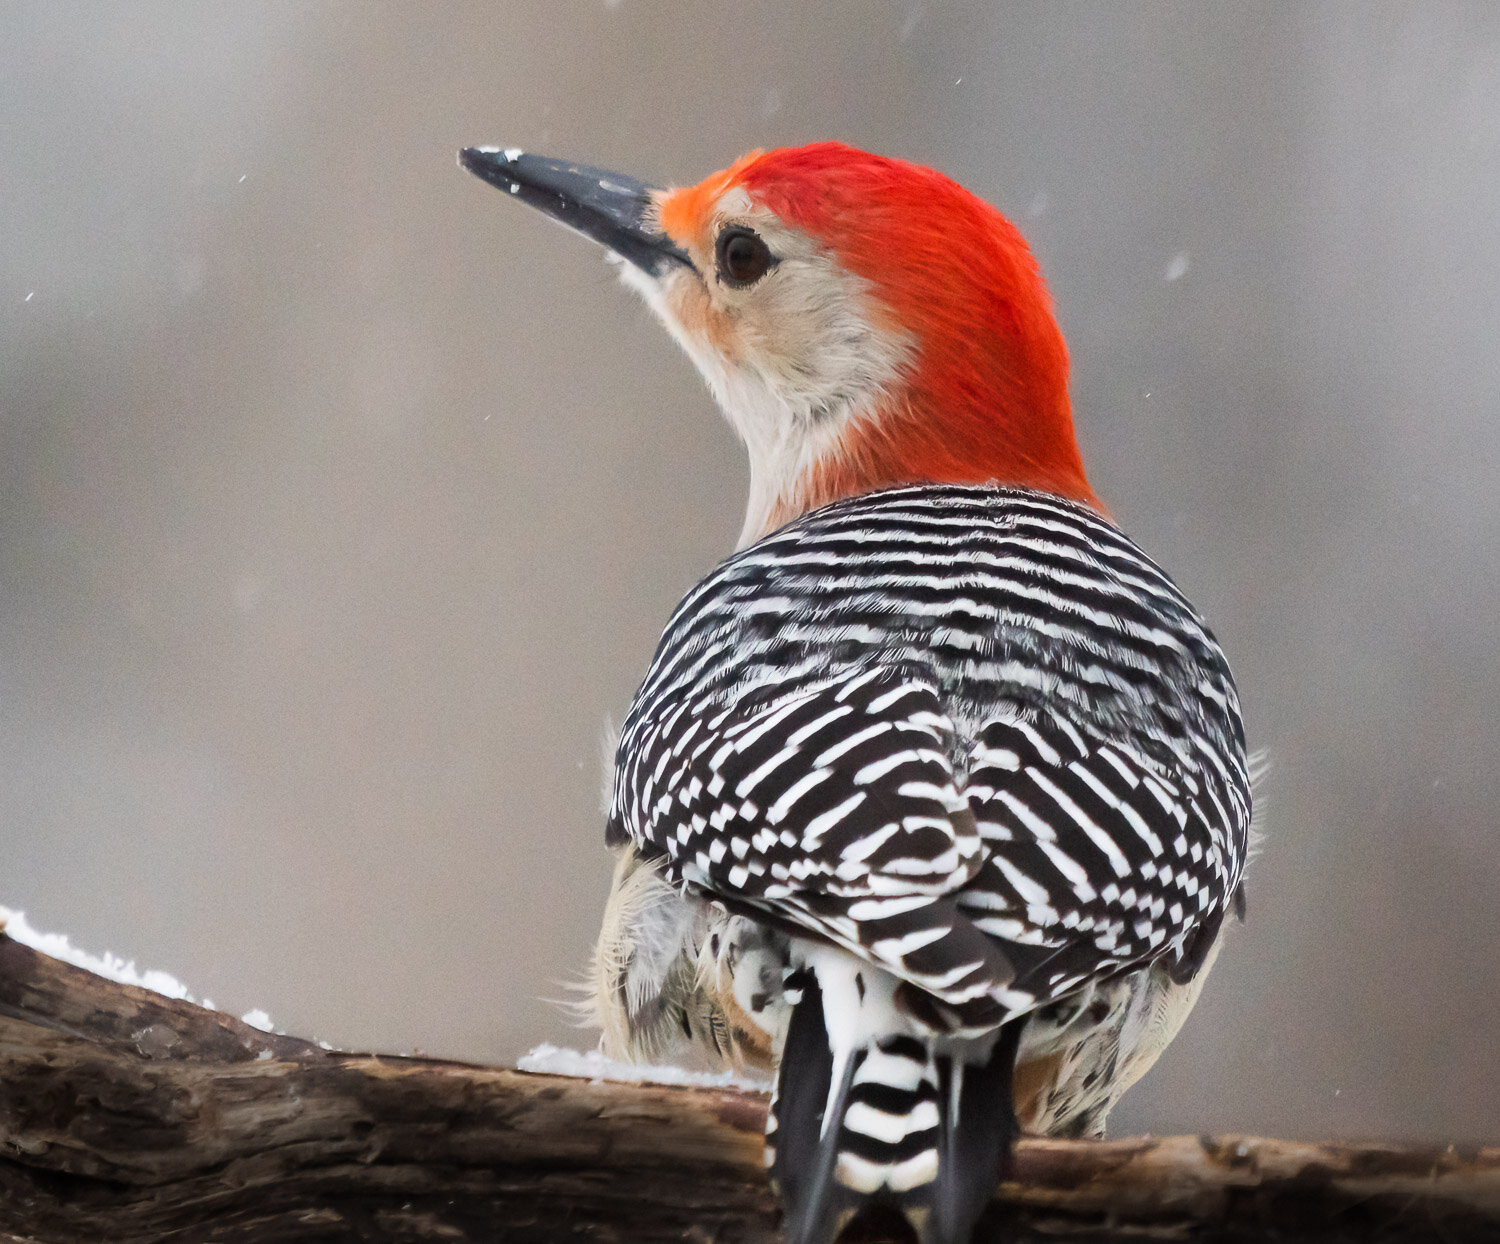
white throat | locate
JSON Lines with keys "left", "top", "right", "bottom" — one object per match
{"left": 619, "top": 249, "right": 913, "bottom": 547}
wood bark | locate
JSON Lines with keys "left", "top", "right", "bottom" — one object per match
{"left": 1, "top": 931, "right": 1496, "bottom": 1243}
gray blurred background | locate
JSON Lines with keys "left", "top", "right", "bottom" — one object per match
{"left": 3, "top": 1, "right": 1497, "bottom": 1144}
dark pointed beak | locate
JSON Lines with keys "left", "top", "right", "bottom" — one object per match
{"left": 459, "top": 147, "right": 694, "bottom": 277}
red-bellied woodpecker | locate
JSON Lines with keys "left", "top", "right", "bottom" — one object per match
{"left": 462, "top": 142, "right": 1252, "bottom": 1244}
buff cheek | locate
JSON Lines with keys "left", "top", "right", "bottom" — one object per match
{"left": 666, "top": 280, "right": 742, "bottom": 363}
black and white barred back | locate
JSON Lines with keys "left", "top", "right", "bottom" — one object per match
{"left": 607, "top": 484, "right": 1250, "bottom": 1242}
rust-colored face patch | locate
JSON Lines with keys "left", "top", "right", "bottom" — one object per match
{"left": 655, "top": 149, "right": 765, "bottom": 250}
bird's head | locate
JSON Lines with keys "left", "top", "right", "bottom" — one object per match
{"left": 462, "top": 141, "right": 1097, "bottom": 545}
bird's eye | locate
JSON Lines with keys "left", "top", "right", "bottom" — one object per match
{"left": 716, "top": 227, "right": 774, "bottom": 287}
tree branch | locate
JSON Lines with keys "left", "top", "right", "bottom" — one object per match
{"left": 0, "top": 931, "right": 1495, "bottom": 1242}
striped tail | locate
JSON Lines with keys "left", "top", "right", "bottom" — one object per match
{"left": 768, "top": 954, "right": 1024, "bottom": 1244}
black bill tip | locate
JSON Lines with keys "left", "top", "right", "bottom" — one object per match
{"left": 460, "top": 146, "right": 693, "bottom": 277}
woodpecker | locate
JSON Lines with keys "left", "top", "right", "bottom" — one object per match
{"left": 462, "top": 142, "right": 1252, "bottom": 1244}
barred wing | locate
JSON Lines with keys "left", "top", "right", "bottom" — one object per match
{"left": 610, "top": 663, "right": 1024, "bottom": 1023}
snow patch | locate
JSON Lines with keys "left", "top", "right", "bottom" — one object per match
{"left": 0, "top": 905, "right": 283, "bottom": 1038}
{"left": 240, "top": 1008, "right": 276, "bottom": 1032}
{"left": 0, "top": 905, "right": 197, "bottom": 1001}
{"left": 518, "top": 1043, "right": 769, "bottom": 1091}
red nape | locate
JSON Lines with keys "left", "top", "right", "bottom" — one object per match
{"left": 739, "top": 143, "right": 1100, "bottom": 515}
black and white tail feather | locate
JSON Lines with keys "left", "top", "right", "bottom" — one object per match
{"left": 770, "top": 948, "right": 1024, "bottom": 1244}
